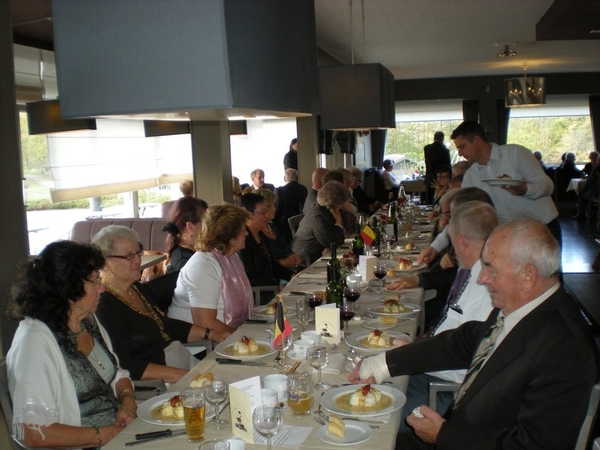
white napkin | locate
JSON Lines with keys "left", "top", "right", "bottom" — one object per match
{"left": 321, "top": 353, "right": 347, "bottom": 374}
{"left": 297, "top": 272, "right": 327, "bottom": 279}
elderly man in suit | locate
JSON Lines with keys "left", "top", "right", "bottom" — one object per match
{"left": 274, "top": 168, "right": 308, "bottom": 241}
{"left": 350, "top": 218, "right": 600, "bottom": 450}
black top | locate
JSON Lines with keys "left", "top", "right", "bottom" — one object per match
{"left": 238, "top": 230, "right": 279, "bottom": 286}
{"left": 352, "top": 185, "right": 377, "bottom": 215}
{"left": 423, "top": 141, "right": 451, "bottom": 203}
{"left": 283, "top": 149, "right": 298, "bottom": 170}
{"left": 260, "top": 222, "right": 297, "bottom": 281}
{"left": 274, "top": 181, "right": 308, "bottom": 241}
{"left": 96, "top": 282, "right": 193, "bottom": 380}
{"left": 166, "top": 246, "right": 195, "bottom": 273}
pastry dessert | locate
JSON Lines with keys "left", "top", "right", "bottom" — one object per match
{"left": 398, "top": 258, "right": 413, "bottom": 270}
{"left": 265, "top": 302, "right": 286, "bottom": 315}
{"left": 156, "top": 395, "right": 184, "bottom": 419}
{"left": 497, "top": 174, "right": 512, "bottom": 179}
{"left": 328, "top": 414, "right": 345, "bottom": 438}
{"left": 378, "top": 315, "right": 398, "bottom": 325}
{"left": 367, "top": 329, "right": 392, "bottom": 348}
{"left": 349, "top": 385, "right": 382, "bottom": 408}
{"left": 405, "top": 242, "right": 415, "bottom": 250}
{"left": 232, "top": 335, "right": 260, "bottom": 354}
{"left": 190, "top": 372, "right": 214, "bottom": 388}
{"left": 383, "top": 298, "right": 408, "bottom": 313}
{"left": 387, "top": 268, "right": 397, "bottom": 277}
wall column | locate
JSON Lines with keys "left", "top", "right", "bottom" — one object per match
{"left": 296, "top": 116, "right": 320, "bottom": 187}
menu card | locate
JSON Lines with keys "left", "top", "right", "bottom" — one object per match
{"left": 229, "top": 376, "right": 262, "bottom": 443}
{"left": 359, "top": 255, "right": 377, "bottom": 283}
{"left": 315, "top": 303, "right": 340, "bottom": 344}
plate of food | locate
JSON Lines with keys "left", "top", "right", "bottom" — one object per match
{"left": 252, "top": 304, "right": 296, "bottom": 321}
{"left": 482, "top": 176, "right": 524, "bottom": 186}
{"left": 317, "top": 418, "right": 373, "bottom": 446}
{"left": 320, "top": 384, "right": 406, "bottom": 418}
{"left": 138, "top": 392, "right": 216, "bottom": 426}
{"left": 361, "top": 317, "right": 401, "bottom": 330}
{"left": 214, "top": 336, "right": 277, "bottom": 361}
{"left": 367, "top": 298, "right": 420, "bottom": 317}
{"left": 345, "top": 330, "right": 411, "bottom": 355}
{"left": 392, "top": 242, "right": 428, "bottom": 253}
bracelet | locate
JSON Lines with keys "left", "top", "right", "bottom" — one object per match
{"left": 93, "top": 424, "right": 102, "bottom": 448}
{"left": 118, "top": 388, "right": 136, "bottom": 402}
{"left": 204, "top": 328, "right": 212, "bottom": 340}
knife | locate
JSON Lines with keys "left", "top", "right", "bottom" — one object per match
{"left": 288, "top": 291, "right": 306, "bottom": 296}
{"left": 125, "top": 429, "right": 187, "bottom": 446}
{"left": 246, "top": 319, "right": 268, "bottom": 324}
{"left": 215, "top": 358, "right": 270, "bottom": 366}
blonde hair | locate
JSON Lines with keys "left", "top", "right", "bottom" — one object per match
{"left": 255, "top": 188, "right": 276, "bottom": 207}
{"left": 197, "top": 204, "right": 251, "bottom": 253}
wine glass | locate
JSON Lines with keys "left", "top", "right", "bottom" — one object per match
{"left": 295, "top": 297, "right": 310, "bottom": 332}
{"left": 204, "top": 377, "right": 229, "bottom": 430}
{"left": 340, "top": 301, "right": 355, "bottom": 337}
{"left": 306, "top": 293, "right": 323, "bottom": 311}
{"left": 373, "top": 264, "right": 388, "bottom": 294}
{"left": 270, "top": 330, "right": 293, "bottom": 373}
{"left": 343, "top": 284, "right": 361, "bottom": 311}
{"left": 306, "top": 345, "right": 330, "bottom": 391}
{"left": 252, "top": 405, "right": 284, "bottom": 450}
{"left": 370, "top": 245, "right": 382, "bottom": 258}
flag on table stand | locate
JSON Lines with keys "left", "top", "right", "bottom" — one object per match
{"left": 361, "top": 225, "right": 376, "bottom": 247}
{"left": 273, "top": 300, "right": 293, "bottom": 348}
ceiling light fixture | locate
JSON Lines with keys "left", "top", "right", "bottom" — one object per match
{"left": 497, "top": 44, "right": 517, "bottom": 57}
{"left": 504, "top": 63, "right": 546, "bottom": 108}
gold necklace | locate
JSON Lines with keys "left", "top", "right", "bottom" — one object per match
{"left": 78, "top": 332, "right": 106, "bottom": 371}
{"left": 104, "top": 282, "right": 170, "bottom": 342}
{"left": 264, "top": 224, "right": 274, "bottom": 235}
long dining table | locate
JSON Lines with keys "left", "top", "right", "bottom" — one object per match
{"left": 104, "top": 237, "right": 429, "bottom": 450}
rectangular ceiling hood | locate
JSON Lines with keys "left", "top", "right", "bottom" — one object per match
{"left": 51, "top": 0, "right": 320, "bottom": 121}
{"left": 319, "top": 63, "right": 396, "bottom": 130}
{"left": 143, "top": 119, "right": 247, "bottom": 136}
{"left": 26, "top": 99, "right": 96, "bottom": 134}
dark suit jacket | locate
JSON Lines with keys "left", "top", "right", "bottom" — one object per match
{"left": 352, "top": 185, "right": 377, "bottom": 215}
{"left": 424, "top": 141, "right": 451, "bottom": 203}
{"left": 390, "top": 288, "right": 600, "bottom": 450}
{"left": 303, "top": 188, "right": 318, "bottom": 214}
{"left": 274, "top": 181, "right": 308, "bottom": 241}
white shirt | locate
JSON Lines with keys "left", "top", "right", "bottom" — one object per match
{"left": 382, "top": 170, "right": 399, "bottom": 190}
{"left": 462, "top": 143, "right": 558, "bottom": 224}
{"left": 168, "top": 251, "right": 225, "bottom": 323}
{"left": 426, "top": 260, "right": 494, "bottom": 383}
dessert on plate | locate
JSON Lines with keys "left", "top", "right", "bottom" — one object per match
{"left": 155, "top": 395, "right": 184, "bottom": 420}
{"left": 349, "top": 385, "right": 383, "bottom": 408}
{"left": 398, "top": 258, "right": 413, "bottom": 270}
{"left": 232, "top": 335, "right": 260, "bottom": 354}
{"left": 328, "top": 414, "right": 345, "bottom": 438}
{"left": 383, "top": 298, "right": 408, "bottom": 313}
{"left": 265, "top": 302, "right": 287, "bottom": 315}
{"left": 190, "top": 372, "right": 214, "bottom": 388}
{"left": 366, "top": 329, "right": 392, "bottom": 348}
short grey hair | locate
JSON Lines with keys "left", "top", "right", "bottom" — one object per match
{"left": 285, "top": 168, "right": 298, "bottom": 182}
{"left": 317, "top": 181, "right": 350, "bottom": 209}
{"left": 449, "top": 201, "right": 498, "bottom": 243}
{"left": 92, "top": 225, "right": 140, "bottom": 256}
{"left": 486, "top": 219, "right": 560, "bottom": 278}
{"left": 348, "top": 166, "right": 363, "bottom": 181}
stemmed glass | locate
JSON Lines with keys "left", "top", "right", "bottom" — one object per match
{"left": 373, "top": 264, "right": 388, "bottom": 294}
{"left": 343, "top": 284, "right": 361, "bottom": 312}
{"left": 295, "top": 297, "right": 310, "bottom": 332}
{"left": 252, "top": 405, "right": 284, "bottom": 450}
{"left": 270, "top": 330, "right": 293, "bottom": 373}
{"left": 306, "top": 345, "right": 330, "bottom": 391}
{"left": 204, "top": 377, "right": 229, "bottom": 430}
{"left": 340, "top": 301, "right": 355, "bottom": 338}
{"left": 305, "top": 293, "right": 323, "bottom": 321}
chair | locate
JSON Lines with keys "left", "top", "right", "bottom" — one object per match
{"left": 0, "top": 357, "right": 27, "bottom": 450}
{"left": 288, "top": 214, "right": 304, "bottom": 239}
{"left": 427, "top": 380, "right": 460, "bottom": 411}
{"left": 251, "top": 286, "right": 279, "bottom": 307}
{"left": 575, "top": 381, "right": 600, "bottom": 450}
{"left": 593, "top": 437, "right": 600, "bottom": 450}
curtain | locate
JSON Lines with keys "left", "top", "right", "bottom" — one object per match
{"left": 496, "top": 98, "right": 510, "bottom": 145}
{"left": 462, "top": 99, "right": 479, "bottom": 122}
{"left": 370, "top": 129, "right": 387, "bottom": 168}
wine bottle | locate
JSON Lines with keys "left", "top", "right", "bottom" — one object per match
{"left": 352, "top": 216, "right": 365, "bottom": 260}
{"left": 327, "top": 242, "right": 341, "bottom": 285}
{"left": 372, "top": 217, "right": 381, "bottom": 250}
{"left": 326, "top": 257, "right": 343, "bottom": 306}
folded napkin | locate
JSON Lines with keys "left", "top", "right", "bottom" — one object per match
{"left": 321, "top": 353, "right": 347, "bottom": 374}
{"left": 297, "top": 272, "right": 327, "bottom": 279}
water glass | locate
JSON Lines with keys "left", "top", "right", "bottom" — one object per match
{"left": 181, "top": 387, "right": 205, "bottom": 442}
{"left": 199, "top": 440, "right": 230, "bottom": 450}
{"left": 306, "top": 345, "right": 330, "bottom": 391}
{"left": 252, "top": 406, "right": 284, "bottom": 450}
{"left": 204, "top": 377, "right": 229, "bottom": 430}
{"left": 295, "top": 297, "right": 310, "bottom": 331}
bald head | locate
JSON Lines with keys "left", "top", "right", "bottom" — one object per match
{"left": 312, "top": 168, "right": 329, "bottom": 190}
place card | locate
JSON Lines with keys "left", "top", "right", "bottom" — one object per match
{"left": 229, "top": 376, "right": 262, "bottom": 443}
{"left": 315, "top": 303, "right": 340, "bottom": 344}
{"left": 359, "top": 255, "right": 377, "bottom": 283}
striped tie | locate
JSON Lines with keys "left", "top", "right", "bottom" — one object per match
{"left": 453, "top": 314, "right": 505, "bottom": 408}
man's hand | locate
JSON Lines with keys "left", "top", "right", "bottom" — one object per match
{"left": 439, "top": 253, "right": 455, "bottom": 269}
{"left": 347, "top": 360, "right": 376, "bottom": 385}
{"left": 418, "top": 246, "right": 438, "bottom": 264}
{"left": 387, "top": 274, "right": 419, "bottom": 290}
{"left": 502, "top": 181, "right": 527, "bottom": 196}
{"left": 405, "top": 405, "right": 446, "bottom": 444}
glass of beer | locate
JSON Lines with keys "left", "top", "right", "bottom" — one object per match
{"left": 287, "top": 372, "right": 313, "bottom": 416}
{"left": 181, "top": 387, "right": 205, "bottom": 442}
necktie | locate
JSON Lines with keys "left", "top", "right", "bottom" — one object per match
{"left": 453, "top": 313, "right": 505, "bottom": 408}
{"left": 431, "top": 268, "right": 471, "bottom": 334}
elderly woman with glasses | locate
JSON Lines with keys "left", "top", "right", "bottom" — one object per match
{"left": 6, "top": 241, "right": 136, "bottom": 448}
{"left": 431, "top": 165, "right": 452, "bottom": 207}
{"left": 93, "top": 225, "right": 229, "bottom": 384}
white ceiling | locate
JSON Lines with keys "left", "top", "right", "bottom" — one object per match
{"left": 314, "top": 0, "right": 600, "bottom": 79}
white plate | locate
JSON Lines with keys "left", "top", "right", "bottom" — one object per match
{"left": 382, "top": 290, "right": 422, "bottom": 303}
{"left": 367, "top": 304, "right": 420, "bottom": 318}
{"left": 317, "top": 420, "right": 373, "bottom": 446}
{"left": 481, "top": 178, "right": 524, "bottom": 186}
{"left": 214, "top": 339, "right": 277, "bottom": 361}
{"left": 345, "top": 330, "right": 411, "bottom": 355}
{"left": 320, "top": 384, "right": 406, "bottom": 418}
{"left": 361, "top": 319, "right": 400, "bottom": 331}
{"left": 138, "top": 393, "right": 215, "bottom": 426}
{"left": 285, "top": 349, "right": 305, "bottom": 361}
{"left": 252, "top": 306, "right": 297, "bottom": 321}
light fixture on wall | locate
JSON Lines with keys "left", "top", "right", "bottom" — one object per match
{"left": 318, "top": 0, "right": 395, "bottom": 130}
{"left": 504, "top": 63, "right": 546, "bottom": 108}
{"left": 497, "top": 44, "right": 517, "bottom": 57}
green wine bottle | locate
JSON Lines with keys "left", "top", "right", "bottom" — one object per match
{"left": 326, "top": 243, "right": 343, "bottom": 305}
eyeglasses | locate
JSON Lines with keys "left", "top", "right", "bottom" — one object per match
{"left": 107, "top": 250, "right": 143, "bottom": 261}
{"left": 253, "top": 209, "right": 269, "bottom": 216}
{"left": 84, "top": 277, "right": 103, "bottom": 287}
